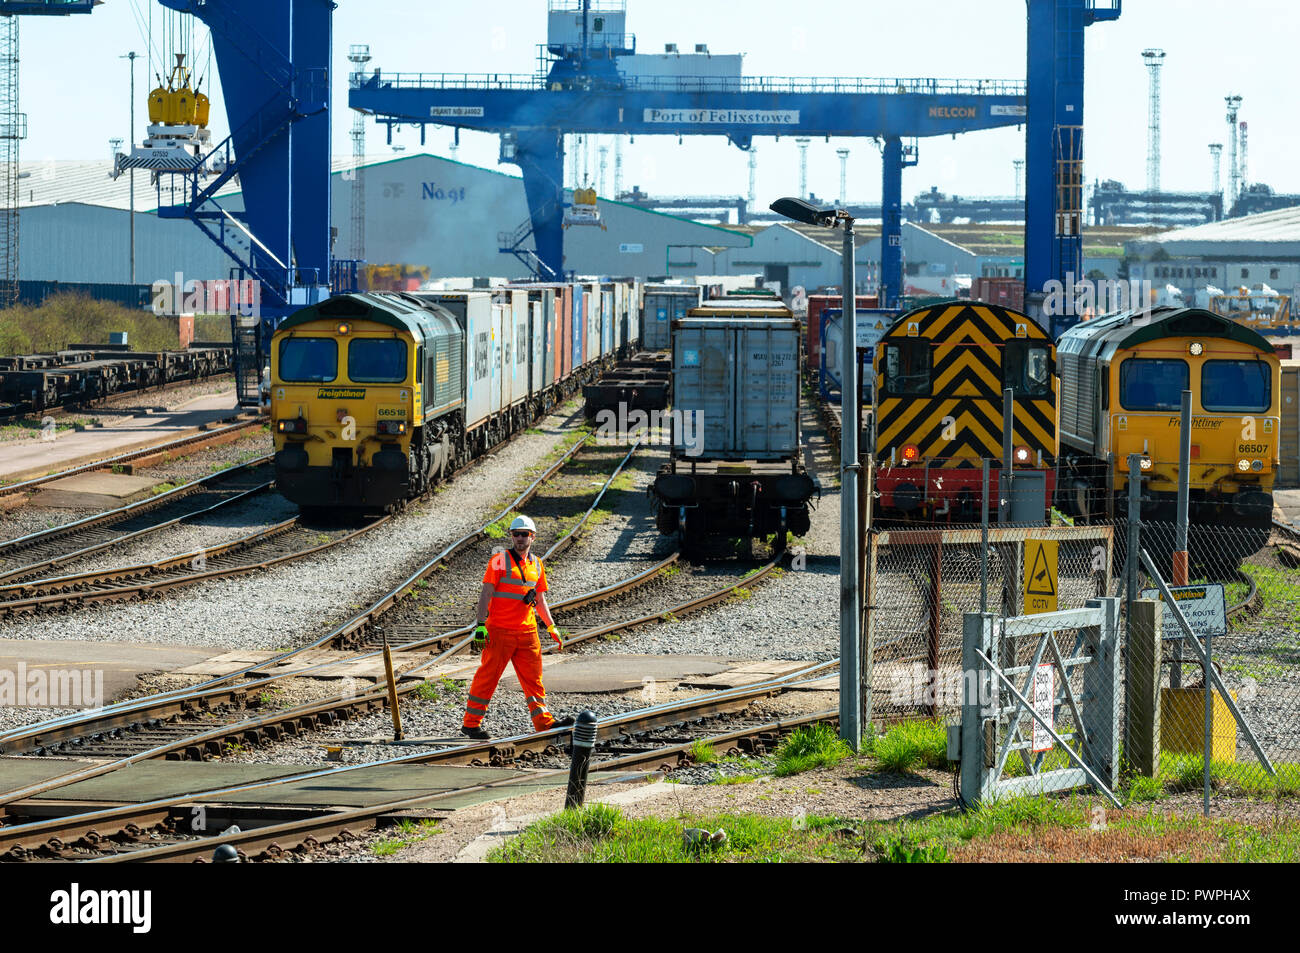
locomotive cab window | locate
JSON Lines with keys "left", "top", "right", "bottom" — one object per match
{"left": 881, "top": 340, "right": 931, "bottom": 396}
{"left": 278, "top": 337, "right": 337, "bottom": 383}
{"left": 347, "top": 338, "right": 407, "bottom": 383}
{"left": 1120, "top": 358, "right": 1188, "bottom": 411}
{"left": 1003, "top": 342, "right": 1052, "bottom": 397}
{"left": 1201, "top": 360, "right": 1271, "bottom": 413}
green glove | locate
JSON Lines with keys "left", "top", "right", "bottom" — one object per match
{"left": 473, "top": 624, "right": 489, "bottom": 646}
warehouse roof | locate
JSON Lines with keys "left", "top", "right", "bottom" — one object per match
{"left": 1150, "top": 205, "right": 1300, "bottom": 244}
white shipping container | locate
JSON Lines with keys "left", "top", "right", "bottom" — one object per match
{"left": 671, "top": 317, "right": 801, "bottom": 460}
{"left": 643, "top": 284, "right": 701, "bottom": 350}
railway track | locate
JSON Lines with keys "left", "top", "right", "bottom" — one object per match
{"left": 0, "top": 458, "right": 275, "bottom": 584}
{"left": 0, "top": 515, "right": 383, "bottom": 618}
{"left": 0, "top": 664, "right": 835, "bottom": 862}
{"left": 0, "top": 416, "right": 265, "bottom": 500}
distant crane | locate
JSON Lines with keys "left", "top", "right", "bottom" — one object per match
{"left": 1238, "top": 121, "right": 1248, "bottom": 199}
{"left": 1013, "top": 158, "right": 1025, "bottom": 201}
{"left": 836, "top": 147, "right": 849, "bottom": 205}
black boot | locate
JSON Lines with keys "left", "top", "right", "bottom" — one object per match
{"left": 461, "top": 725, "right": 491, "bottom": 740}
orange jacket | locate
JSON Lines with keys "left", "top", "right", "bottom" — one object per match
{"left": 483, "top": 549, "right": 548, "bottom": 633}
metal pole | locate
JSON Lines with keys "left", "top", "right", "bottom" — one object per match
{"left": 839, "top": 213, "right": 862, "bottom": 750}
{"left": 1203, "top": 626, "right": 1212, "bottom": 816}
{"left": 980, "top": 458, "right": 990, "bottom": 611}
{"left": 1174, "top": 389, "right": 1192, "bottom": 585}
{"left": 126, "top": 51, "right": 137, "bottom": 284}
{"left": 1000, "top": 388, "right": 1013, "bottom": 522}
{"left": 1127, "top": 452, "right": 1142, "bottom": 624}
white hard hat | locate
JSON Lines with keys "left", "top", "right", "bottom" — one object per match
{"left": 509, "top": 515, "right": 537, "bottom": 534}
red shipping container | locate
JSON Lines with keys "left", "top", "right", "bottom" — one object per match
{"left": 807, "top": 294, "right": 877, "bottom": 369}
{"left": 970, "top": 277, "right": 1025, "bottom": 312}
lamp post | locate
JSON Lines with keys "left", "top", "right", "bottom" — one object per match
{"left": 121, "top": 51, "right": 137, "bottom": 284}
{"left": 770, "top": 196, "right": 862, "bottom": 749}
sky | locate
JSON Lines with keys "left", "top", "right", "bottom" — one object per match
{"left": 17, "top": 0, "right": 1300, "bottom": 210}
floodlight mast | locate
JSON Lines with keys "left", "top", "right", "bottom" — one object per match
{"left": 769, "top": 197, "right": 862, "bottom": 748}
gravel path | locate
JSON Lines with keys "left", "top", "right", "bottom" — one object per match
{"left": 0, "top": 411, "right": 585, "bottom": 651}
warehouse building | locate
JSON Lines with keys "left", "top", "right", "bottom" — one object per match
{"left": 16, "top": 153, "right": 751, "bottom": 290}
{"left": 709, "top": 221, "right": 978, "bottom": 296}
{"left": 1126, "top": 206, "right": 1300, "bottom": 302}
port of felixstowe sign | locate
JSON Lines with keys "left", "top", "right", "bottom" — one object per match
{"left": 1138, "top": 583, "right": 1227, "bottom": 637}
{"left": 643, "top": 108, "right": 799, "bottom": 124}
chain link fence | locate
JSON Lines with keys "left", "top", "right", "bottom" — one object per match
{"left": 866, "top": 512, "right": 1300, "bottom": 807}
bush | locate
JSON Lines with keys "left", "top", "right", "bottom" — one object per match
{"left": 0, "top": 292, "right": 181, "bottom": 357}
{"left": 773, "top": 724, "right": 854, "bottom": 777}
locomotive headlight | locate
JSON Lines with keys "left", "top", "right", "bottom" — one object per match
{"left": 1252, "top": 459, "right": 1263, "bottom": 471}
{"left": 1189, "top": 341, "right": 1204, "bottom": 356}
{"left": 901, "top": 443, "right": 920, "bottom": 463}
{"left": 337, "top": 323, "right": 351, "bottom": 335}
{"left": 1139, "top": 457, "right": 1154, "bottom": 471}
{"left": 1238, "top": 458, "right": 1251, "bottom": 472}
{"left": 1014, "top": 445, "right": 1031, "bottom": 464}
{"left": 276, "top": 418, "right": 307, "bottom": 435}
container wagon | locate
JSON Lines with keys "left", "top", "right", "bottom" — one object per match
{"left": 650, "top": 299, "right": 818, "bottom": 549}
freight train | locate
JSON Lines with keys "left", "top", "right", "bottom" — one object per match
{"left": 872, "top": 301, "right": 1059, "bottom": 523}
{"left": 650, "top": 297, "right": 819, "bottom": 549}
{"left": 1055, "top": 306, "right": 1279, "bottom": 542}
{"left": 270, "top": 280, "right": 637, "bottom": 511}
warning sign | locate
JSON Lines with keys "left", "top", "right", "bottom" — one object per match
{"left": 1032, "top": 663, "right": 1055, "bottom": 752}
{"left": 1138, "top": 584, "right": 1227, "bottom": 637}
{"left": 1023, "top": 539, "right": 1058, "bottom": 615}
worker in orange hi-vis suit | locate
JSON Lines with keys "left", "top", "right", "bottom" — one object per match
{"left": 461, "top": 515, "right": 575, "bottom": 740}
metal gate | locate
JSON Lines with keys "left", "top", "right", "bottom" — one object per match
{"left": 957, "top": 598, "right": 1122, "bottom": 806}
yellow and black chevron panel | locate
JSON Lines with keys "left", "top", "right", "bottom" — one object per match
{"left": 874, "top": 302, "right": 1058, "bottom": 468}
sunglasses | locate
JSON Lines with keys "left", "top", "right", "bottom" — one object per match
{"left": 511, "top": 531, "right": 533, "bottom": 538}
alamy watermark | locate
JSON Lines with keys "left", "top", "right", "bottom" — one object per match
{"left": 0, "top": 663, "right": 104, "bottom": 708}
{"left": 1042, "top": 274, "right": 1155, "bottom": 318}
{"left": 592, "top": 403, "right": 704, "bottom": 457}
{"left": 151, "top": 272, "right": 261, "bottom": 326}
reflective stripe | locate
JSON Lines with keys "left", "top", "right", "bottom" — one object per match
{"left": 491, "top": 591, "right": 532, "bottom": 602}
{"left": 468, "top": 694, "right": 492, "bottom": 706}
{"left": 466, "top": 701, "right": 488, "bottom": 713}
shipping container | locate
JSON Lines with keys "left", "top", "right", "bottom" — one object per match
{"left": 806, "top": 294, "right": 878, "bottom": 370}
{"left": 642, "top": 284, "right": 702, "bottom": 350}
{"left": 671, "top": 316, "right": 801, "bottom": 460}
{"left": 819, "top": 308, "right": 898, "bottom": 402}
{"left": 970, "top": 277, "right": 1026, "bottom": 312}
{"left": 411, "top": 290, "right": 496, "bottom": 429}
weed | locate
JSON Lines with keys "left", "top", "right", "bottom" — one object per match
{"left": 413, "top": 682, "right": 440, "bottom": 702}
{"left": 773, "top": 724, "right": 854, "bottom": 777}
{"left": 868, "top": 718, "right": 951, "bottom": 773}
{"left": 659, "top": 564, "right": 681, "bottom": 578}
{"left": 150, "top": 482, "right": 178, "bottom": 496}
{"left": 874, "top": 830, "right": 951, "bottom": 863}
{"left": 709, "top": 773, "right": 759, "bottom": 785}
{"left": 1126, "top": 774, "right": 1164, "bottom": 803}
{"left": 689, "top": 739, "right": 716, "bottom": 764}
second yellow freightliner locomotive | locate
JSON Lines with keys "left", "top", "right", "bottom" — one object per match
{"left": 1055, "top": 305, "right": 1280, "bottom": 538}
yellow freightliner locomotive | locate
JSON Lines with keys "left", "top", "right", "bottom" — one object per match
{"left": 1055, "top": 306, "right": 1279, "bottom": 538}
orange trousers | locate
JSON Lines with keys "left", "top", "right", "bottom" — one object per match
{"left": 462, "top": 628, "right": 555, "bottom": 731}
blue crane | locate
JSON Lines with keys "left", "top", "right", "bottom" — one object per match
{"left": 350, "top": 0, "right": 1029, "bottom": 309}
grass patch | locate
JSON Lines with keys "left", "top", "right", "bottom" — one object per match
{"left": 689, "top": 739, "right": 717, "bottom": 764}
{"left": 773, "top": 724, "right": 854, "bottom": 777}
{"left": 484, "top": 513, "right": 515, "bottom": 539}
{"left": 868, "top": 718, "right": 951, "bottom": 773}
{"left": 371, "top": 817, "right": 441, "bottom": 858}
{"left": 658, "top": 563, "right": 681, "bottom": 578}
{"left": 149, "top": 482, "right": 178, "bottom": 496}
{"left": 492, "top": 805, "right": 860, "bottom": 863}
{"left": 709, "top": 773, "right": 760, "bottom": 785}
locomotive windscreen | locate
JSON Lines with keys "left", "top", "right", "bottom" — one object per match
{"left": 347, "top": 338, "right": 407, "bottom": 383}
{"left": 1120, "top": 358, "right": 1187, "bottom": 411}
{"left": 279, "top": 337, "right": 337, "bottom": 383}
{"left": 1201, "top": 360, "right": 1271, "bottom": 413}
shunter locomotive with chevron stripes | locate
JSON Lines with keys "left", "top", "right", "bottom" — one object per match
{"left": 872, "top": 302, "right": 1057, "bottom": 523}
